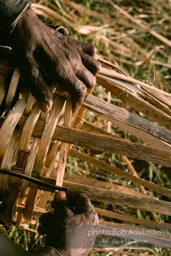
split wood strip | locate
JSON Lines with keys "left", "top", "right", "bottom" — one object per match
{"left": 139, "top": 85, "right": 171, "bottom": 109}
{"left": 85, "top": 92, "right": 171, "bottom": 149}
{"left": 97, "top": 208, "right": 170, "bottom": 229}
{"left": 98, "top": 57, "right": 129, "bottom": 76}
{"left": 97, "top": 75, "right": 171, "bottom": 129}
{"left": 139, "top": 87, "right": 171, "bottom": 117}
{"left": 28, "top": 96, "right": 65, "bottom": 208}
{"left": 64, "top": 181, "right": 171, "bottom": 216}
{"left": 17, "top": 205, "right": 46, "bottom": 218}
{"left": 36, "top": 98, "right": 72, "bottom": 209}
{"left": 34, "top": 96, "right": 65, "bottom": 174}
{"left": 19, "top": 104, "right": 41, "bottom": 152}
{"left": 20, "top": 139, "right": 38, "bottom": 197}
{"left": 65, "top": 174, "right": 147, "bottom": 198}
{"left": 53, "top": 126, "right": 171, "bottom": 167}
{"left": 70, "top": 149, "right": 171, "bottom": 198}
{"left": 81, "top": 121, "right": 111, "bottom": 135}
{"left": 82, "top": 109, "right": 171, "bottom": 154}
{"left": 96, "top": 208, "right": 171, "bottom": 229}
{"left": 5, "top": 67, "right": 20, "bottom": 108}
{"left": 23, "top": 188, "right": 38, "bottom": 222}
{"left": 83, "top": 94, "right": 171, "bottom": 144}
{"left": 55, "top": 98, "right": 72, "bottom": 187}
{"left": 0, "top": 133, "right": 19, "bottom": 191}
{"left": 98, "top": 67, "right": 171, "bottom": 97}
{"left": 6, "top": 165, "right": 171, "bottom": 201}
{"left": 15, "top": 119, "right": 171, "bottom": 168}
{"left": 0, "top": 96, "right": 27, "bottom": 159}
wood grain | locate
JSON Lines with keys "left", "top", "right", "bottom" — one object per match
{"left": 64, "top": 181, "right": 171, "bottom": 216}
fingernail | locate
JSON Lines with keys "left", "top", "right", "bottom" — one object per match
{"left": 47, "top": 99, "right": 53, "bottom": 111}
{"left": 39, "top": 99, "right": 53, "bottom": 112}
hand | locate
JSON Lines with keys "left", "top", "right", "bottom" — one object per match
{"left": 10, "top": 7, "right": 100, "bottom": 112}
{"left": 38, "top": 192, "right": 99, "bottom": 256}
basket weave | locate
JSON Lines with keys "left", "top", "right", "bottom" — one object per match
{"left": 0, "top": 46, "right": 78, "bottom": 224}
{"left": 0, "top": 45, "right": 171, "bottom": 240}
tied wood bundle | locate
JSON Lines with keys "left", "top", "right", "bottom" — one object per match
{"left": 0, "top": 44, "right": 171, "bottom": 227}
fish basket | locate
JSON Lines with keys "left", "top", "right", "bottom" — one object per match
{"left": 0, "top": 44, "right": 171, "bottom": 245}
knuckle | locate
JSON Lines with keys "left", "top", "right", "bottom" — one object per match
{"left": 75, "top": 80, "right": 87, "bottom": 95}
{"left": 79, "top": 70, "right": 96, "bottom": 88}
{"left": 95, "top": 59, "right": 101, "bottom": 72}
{"left": 65, "top": 48, "right": 80, "bottom": 61}
{"left": 91, "top": 58, "right": 101, "bottom": 73}
{"left": 86, "top": 75, "right": 96, "bottom": 88}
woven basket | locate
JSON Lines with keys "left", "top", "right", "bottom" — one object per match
{"left": 0, "top": 46, "right": 78, "bottom": 225}
{"left": 0, "top": 45, "right": 171, "bottom": 239}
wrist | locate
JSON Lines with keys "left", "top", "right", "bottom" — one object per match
{"left": 12, "top": 6, "right": 38, "bottom": 35}
{"left": 10, "top": 6, "right": 40, "bottom": 48}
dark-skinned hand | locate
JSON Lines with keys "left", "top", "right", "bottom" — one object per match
{"left": 11, "top": 6, "right": 100, "bottom": 112}
{"left": 38, "top": 192, "right": 99, "bottom": 256}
